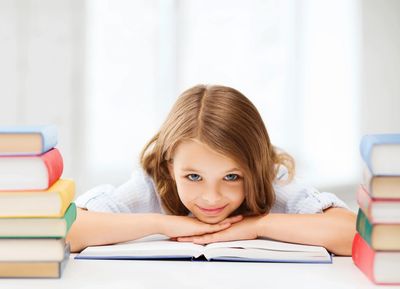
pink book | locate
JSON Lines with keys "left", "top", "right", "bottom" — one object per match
{"left": 0, "top": 148, "right": 63, "bottom": 191}
{"left": 357, "top": 185, "right": 400, "bottom": 224}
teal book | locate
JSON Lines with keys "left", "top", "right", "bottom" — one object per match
{"left": 356, "top": 208, "right": 400, "bottom": 251}
{"left": 0, "top": 203, "right": 76, "bottom": 238}
{"left": 360, "top": 134, "right": 400, "bottom": 176}
{"left": 0, "top": 124, "right": 57, "bottom": 156}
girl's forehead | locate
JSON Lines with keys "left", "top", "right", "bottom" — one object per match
{"left": 172, "top": 139, "right": 242, "bottom": 169}
{"left": 173, "top": 138, "right": 224, "bottom": 158}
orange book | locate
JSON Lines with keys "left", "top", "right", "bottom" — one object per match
{"left": 0, "top": 179, "right": 75, "bottom": 218}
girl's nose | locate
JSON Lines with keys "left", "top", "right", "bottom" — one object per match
{"left": 201, "top": 183, "right": 222, "bottom": 204}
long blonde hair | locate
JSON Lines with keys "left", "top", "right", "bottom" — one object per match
{"left": 141, "top": 84, "right": 294, "bottom": 215}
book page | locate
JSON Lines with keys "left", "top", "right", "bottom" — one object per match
{"left": 204, "top": 238, "right": 327, "bottom": 252}
{"left": 78, "top": 236, "right": 205, "bottom": 259}
{"left": 202, "top": 239, "right": 331, "bottom": 262}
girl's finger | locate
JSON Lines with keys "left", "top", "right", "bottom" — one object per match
{"left": 177, "top": 237, "right": 193, "bottom": 242}
{"left": 194, "top": 222, "right": 230, "bottom": 236}
{"left": 220, "top": 215, "right": 243, "bottom": 225}
{"left": 230, "top": 215, "right": 243, "bottom": 222}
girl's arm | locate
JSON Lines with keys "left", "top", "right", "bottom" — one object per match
{"left": 66, "top": 208, "right": 243, "bottom": 252}
{"left": 177, "top": 208, "right": 356, "bottom": 256}
{"left": 256, "top": 208, "right": 356, "bottom": 255}
{"left": 66, "top": 209, "right": 161, "bottom": 252}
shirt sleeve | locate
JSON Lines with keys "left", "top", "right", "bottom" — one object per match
{"left": 271, "top": 166, "right": 349, "bottom": 214}
{"left": 75, "top": 169, "right": 164, "bottom": 214}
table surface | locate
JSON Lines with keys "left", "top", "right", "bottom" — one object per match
{"left": 0, "top": 256, "right": 398, "bottom": 289}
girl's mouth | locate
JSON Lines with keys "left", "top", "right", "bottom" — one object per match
{"left": 196, "top": 204, "right": 228, "bottom": 216}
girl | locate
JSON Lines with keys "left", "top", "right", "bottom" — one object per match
{"left": 67, "top": 85, "right": 356, "bottom": 255}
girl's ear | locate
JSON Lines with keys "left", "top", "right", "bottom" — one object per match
{"left": 168, "top": 161, "right": 175, "bottom": 180}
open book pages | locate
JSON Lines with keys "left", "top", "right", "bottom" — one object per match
{"left": 76, "top": 235, "right": 332, "bottom": 263}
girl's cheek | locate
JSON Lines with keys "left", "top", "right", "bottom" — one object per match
{"left": 221, "top": 183, "right": 244, "bottom": 197}
{"left": 176, "top": 182, "right": 203, "bottom": 201}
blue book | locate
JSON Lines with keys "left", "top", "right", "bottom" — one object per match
{"left": 75, "top": 237, "right": 332, "bottom": 264}
{"left": 0, "top": 125, "right": 57, "bottom": 156}
{"left": 360, "top": 134, "right": 400, "bottom": 176}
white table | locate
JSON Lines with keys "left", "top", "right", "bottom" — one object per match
{"left": 0, "top": 256, "right": 397, "bottom": 289}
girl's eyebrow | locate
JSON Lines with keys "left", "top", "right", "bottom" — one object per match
{"left": 180, "top": 167, "right": 242, "bottom": 173}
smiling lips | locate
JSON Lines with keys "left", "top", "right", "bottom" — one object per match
{"left": 197, "top": 204, "right": 227, "bottom": 216}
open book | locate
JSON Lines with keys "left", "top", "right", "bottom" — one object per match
{"left": 76, "top": 236, "right": 332, "bottom": 263}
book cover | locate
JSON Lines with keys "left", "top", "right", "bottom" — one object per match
{"left": 360, "top": 134, "right": 400, "bottom": 176}
{"left": 0, "top": 203, "right": 77, "bottom": 238}
{"left": 356, "top": 185, "right": 400, "bottom": 223}
{"left": 0, "top": 243, "right": 70, "bottom": 278}
{"left": 356, "top": 209, "right": 400, "bottom": 250}
{"left": 0, "top": 124, "right": 57, "bottom": 156}
{"left": 0, "top": 179, "right": 75, "bottom": 218}
{"left": 75, "top": 236, "right": 332, "bottom": 264}
{"left": 352, "top": 233, "right": 400, "bottom": 285}
{"left": 0, "top": 148, "right": 63, "bottom": 191}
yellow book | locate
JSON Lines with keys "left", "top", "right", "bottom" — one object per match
{"left": 0, "top": 261, "right": 65, "bottom": 278}
{"left": 0, "top": 179, "right": 75, "bottom": 218}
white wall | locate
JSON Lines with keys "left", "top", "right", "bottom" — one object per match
{"left": 361, "top": 0, "right": 400, "bottom": 135}
{"left": 0, "top": 0, "right": 86, "bottom": 189}
{"left": 330, "top": 0, "right": 400, "bottom": 210}
{"left": 1, "top": 0, "right": 399, "bottom": 204}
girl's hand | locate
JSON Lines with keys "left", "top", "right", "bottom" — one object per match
{"left": 176, "top": 215, "right": 262, "bottom": 244}
{"left": 159, "top": 215, "right": 243, "bottom": 239}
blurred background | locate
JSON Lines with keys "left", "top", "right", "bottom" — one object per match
{"left": 1, "top": 0, "right": 399, "bottom": 210}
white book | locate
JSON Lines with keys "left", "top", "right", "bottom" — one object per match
{"left": 76, "top": 235, "right": 332, "bottom": 263}
{"left": 0, "top": 238, "right": 66, "bottom": 262}
{"left": 362, "top": 166, "right": 400, "bottom": 199}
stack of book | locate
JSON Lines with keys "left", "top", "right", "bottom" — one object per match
{"left": 0, "top": 125, "right": 76, "bottom": 278}
{"left": 352, "top": 134, "right": 400, "bottom": 285}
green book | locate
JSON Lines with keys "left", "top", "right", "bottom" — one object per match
{"left": 0, "top": 203, "right": 76, "bottom": 238}
{"left": 356, "top": 208, "right": 400, "bottom": 250}
{"left": 356, "top": 208, "right": 373, "bottom": 245}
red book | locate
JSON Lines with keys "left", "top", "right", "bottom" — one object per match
{"left": 352, "top": 233, "right": 400, "bottom": 285}
{"left": 356, "top": 185, "right": 400, "bottom": 223}
{"left": 0, "top": 148, "right": 63, "bottom": 191}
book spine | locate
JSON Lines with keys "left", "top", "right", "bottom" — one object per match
{"left": 40, "top": 124, "right": 58, "bottom": 154}
{"left": 360, "top": 135, "right": 376, "bottom": 174}
{"left": 56, "top": 179, "right": 75, "bottom": 216}
{"left": 40, "top": 148, "right": 64, "bottom": 189}
{"left": 352, "top": 233, "right": 377, "bottom": 284}
{"left": 356, "top": 209, "right": 373, "bottom": 247}
{"left": 64, "top": 203, "right": 77, "bottom": 234}
{"left": 357, "top": 185, "right": 373, "bottom": 222}
{"left": 59, "top": 243, "right": 71, "bottom": 278}
{"left": 362, "top": 166, "right": 374, "bottom": 196}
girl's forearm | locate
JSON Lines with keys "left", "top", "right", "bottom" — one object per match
{"left": 256, "top": 208, "right": 356, "bottom": 256}
{"left": 66, "top": 209, "right": 163, "bottom": 252}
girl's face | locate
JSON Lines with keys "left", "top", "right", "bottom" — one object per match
{"left": 169, "top": 139, "right": 245, "bottom": 224}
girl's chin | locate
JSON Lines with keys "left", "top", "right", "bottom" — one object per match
{"left": 194, "top": 213, "right": 227, "bottom": 224}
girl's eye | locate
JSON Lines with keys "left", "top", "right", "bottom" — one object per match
{"left": 224, "top": 174, "right": 239, "bottom": 181}
{"left": 187, "top": 174, "right": 202, "bottom": 181}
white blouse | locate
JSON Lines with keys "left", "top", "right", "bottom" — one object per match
{"left": 75, "top": 166, "right": 348, "bottom": 215}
